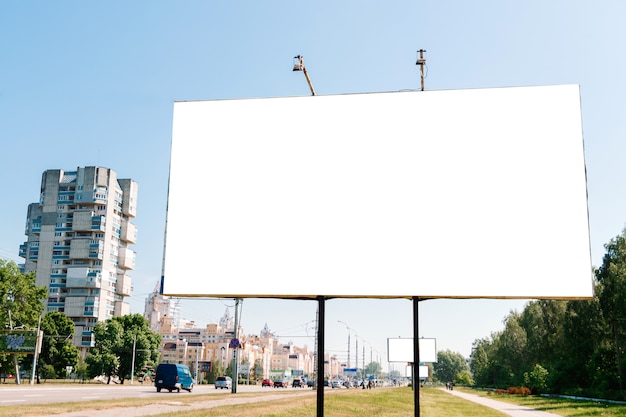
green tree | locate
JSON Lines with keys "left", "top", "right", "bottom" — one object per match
{"left": 596, "top": 229, "right": 626, "bottom": 394}
{"left": 0, "top": 260, "right": 47, "bottom": 381}
{"left": 252, "top": 358, "right": 263, "bottom": 384}
{"left": 470, "top": 336, "right": 496, "bottom": 387}
{"left": 497, "top": 311, "right": 527, "bottom": 386}
{"left": 556, "top": 296, "right": 606, "bottom": 394}
{"left": 456, "top": 369, "right": 474, "bottom": 386}
{"left": 364, "top": 361, "right": 382, "bottom": 378}
{"left": 86, "top": 314, "right": 160, "bottom": 384}
{"left": 433, "top": 350, "right": 468, "bottom": 384}
{"left": 524, "top": 364, "right": 549, "bottom": 394}
{"left": 0, "top": 260, "right": 46, "bottom": 327}
{"left": 38, "top": 311, "right": 80, "bottom": 382}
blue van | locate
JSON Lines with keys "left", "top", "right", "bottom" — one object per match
{"left": 155, "top": 363, "right": 194, "bottom": 392}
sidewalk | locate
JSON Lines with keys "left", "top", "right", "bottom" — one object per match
{"left": 442, "top": 389, "right": 562, "bottom": 417}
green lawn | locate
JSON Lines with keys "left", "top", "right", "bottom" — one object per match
{"left": 4, "top": 386, "right": 626, "bottom": 417}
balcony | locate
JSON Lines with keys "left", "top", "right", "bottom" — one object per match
{"left": 67, "top": 267, "right": 102, "bottom": 288}
{"left": 30, "top": 221, "right": 41, "bottom": 234}
{"left": 120, "top": 220, "right": 137, "bottom": 244}
{"left": 92, "top": 215, "right": 106, "bottom": 232}
{"left": 116, "top": 274, "right": 132, "bottom": 296}
{"left": 118, "top": 247, "right": 135, "bottom": 270}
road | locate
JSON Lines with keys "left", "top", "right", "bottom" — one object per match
{"left": 0, "top": 382, "right": 276, "bottom": 405}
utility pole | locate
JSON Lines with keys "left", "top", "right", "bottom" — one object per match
{"left": 131, "top": 334, "right": 136, "bottom": 385}
{"left": 7, "top": 295, "right": 20, "bottom": 385}
{"left": 416, "top": 49, "right": 427, "bottom": 91}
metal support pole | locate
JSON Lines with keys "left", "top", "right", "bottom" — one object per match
{"left": 232, "top": 298, "right": 241, "bottom": 393}
{"left": 316, "top": 296, "right": 325, "bottom": 417}
{"left": 7, "top": 307, "right": 20, "bottom": 385}
{"left": 131, "top": 334, "right": 136, "bottom": 385}
{"left": 413, "top": 297, "right": 421, "bottom": 417}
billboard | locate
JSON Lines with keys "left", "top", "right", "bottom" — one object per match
{"left": 163, "top": 85, "right": 592, "bottom": 300}
{"left": 0, "top": 330, "right": 42, "bottom": 354}
{"left": 388, "top": 338, "right": 437, "bottom": 363}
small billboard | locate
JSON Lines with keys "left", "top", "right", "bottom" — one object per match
{"left": 388, "top": 337, "right": 437, "bottom": 363}
{"left": 0, "top": 330, "right": 42, "bottom": 354}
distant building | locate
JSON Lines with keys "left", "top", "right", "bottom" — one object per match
{"left": 154, "top": 308, "right": 315, "bottom": 382}
{"left": 20, "top": 166, "right": 138, "bottom": 351}
{"left": 144, "top": 280, "right": 181, "bottom": 333}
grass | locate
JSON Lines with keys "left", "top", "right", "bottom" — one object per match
{"left": 6, "top": 385, "right": 626, "bottom": 416}
{"left": 457, "top": 387, "right": 626, "bottom": 416}
{"left": 0, "top": 387, "right": 507, "bottom": 417}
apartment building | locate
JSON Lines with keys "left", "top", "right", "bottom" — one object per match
{"left": 20, "top": 166, "right": 138, "bottom": 351}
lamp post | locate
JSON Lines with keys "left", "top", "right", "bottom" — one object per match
{"left": 293, "top": 55, "right": 316, "bottom": 96}
{"left": 337, "top": 320, "right": 351, "bottom": 368}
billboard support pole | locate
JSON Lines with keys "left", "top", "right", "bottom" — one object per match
{"left": 413, "top": 297, "right": 421, "bottom": 417}
{"left": 316, "top": 296, "right": 325, "bottom": 417}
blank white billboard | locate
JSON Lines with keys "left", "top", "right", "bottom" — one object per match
{"left": 388, "top": 338, "right": 437, "bottom": 363}
{"left": 163, "top": 85, "right": 592, "bottom": 299}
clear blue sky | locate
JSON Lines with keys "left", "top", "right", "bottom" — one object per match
{"left": 1, "top": 1, "right": 625, "bottom": 370}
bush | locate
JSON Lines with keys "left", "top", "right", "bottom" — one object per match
{"left": 507, "top": 386, "right": 531, "bottom": 396}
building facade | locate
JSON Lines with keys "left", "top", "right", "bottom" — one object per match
{"left": 20, "top": 166, "right": 138, "bottom": 350}
{"left": 153, "top": 307, "right": 317, "bottom": 383}
{"left": 144, "top": 281, "right": 181, "bottom": 333}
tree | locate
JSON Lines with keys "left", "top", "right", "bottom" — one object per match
{"left": 0, "top": 260, "right": 46, "bottom": 328}
{"left": 497, "top": 311, "right": 528, "bottom": 386}
{"left": 85, "top": 314, "right": 160, "bottom": 384}
{"left": 596, "top": 229, "right": 626, "bottom": 394}
{"left": 364, "top": 361, "right": 382, "bottom": 378}
{"left": 252, "top": 358, "right": 263, "bottom": 384}
{"left": 470, "top": 336, "right": 495, "bottom": 387}
{"left": 0, "top": 260, "right": 47, "bottom": 381}
{"left": 38, "top": 312, "right": 80, "bottom": 382}
{"left": 433, "top": 350, "right": 468, "bottom": 384}
{"left": 524, "top": 364, "right": 549, "bottom": 394}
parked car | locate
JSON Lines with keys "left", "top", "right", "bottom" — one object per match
{"left": 154, "top": 363, "right": 194, "bottom": 393}
{"left": 292, "top": 378, "right": 305, "bottom": 388}
{"left": 307, "top": 379, "right": 315, "bottom": 388}
{"left": 273, "top": 379, "right": 289, "bottom": 388}
{"left": 261, "top": 378, "right": 273, "bottom": 387}
{"left": 215, "top": 376, "right": 232, "bottom": 389}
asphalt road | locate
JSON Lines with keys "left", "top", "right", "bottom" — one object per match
{"left": 0, "top": 382, "right": 276, "bottom": 405}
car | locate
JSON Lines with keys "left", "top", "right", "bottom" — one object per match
{"left": 261, "top": 378, "right": 273, "bottom": 387}
{"left": 331, "top": 380, "right": 345, "bottom": 389}
{"left": 215, "top": 376, "right": 232, "bottom": 389}
{"left": 292, "top": 378, "right": 305, "bottom": 388}
{"left": 154, "top": 363, "right": 194, "bottom": 393}
{"left": 273, "top": 379, "right": 288, "bottom": 388}
{"left": 307, "top": 379, "right": 315, "bottom": 388}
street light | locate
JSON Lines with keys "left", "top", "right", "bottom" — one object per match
{"left": 292, "top": 55, "right": 316, "bottom": 96}
{"left": 337, "top": 321, "right": 352, "bottom": 368}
